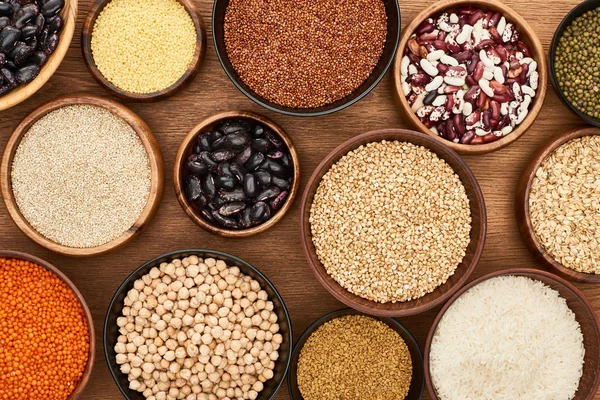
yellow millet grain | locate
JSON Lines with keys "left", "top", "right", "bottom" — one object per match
{"left": 91, "top": 0, "right": 196, "bottom": 94}
{"left": 297, "top": 315, "right": 413, "bottom": 400}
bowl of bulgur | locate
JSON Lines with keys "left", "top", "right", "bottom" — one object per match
{"left": 299, "top": 129, "right": 486, "bottom": 317}
{"left": 516, "top": 126, "right": 600, "bottom": 283}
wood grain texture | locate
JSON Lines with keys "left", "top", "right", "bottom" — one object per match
{"left": 393, "top": 0, "right": 548, "bottom": 154}
{"left": 0, "top": 0, "right": 599, "bottom": 398}
{"left": 174, "top": 111, "right": 301, "bottom": 237}
{"left": 300, "top": 129, "right": 486, "bottom": 317}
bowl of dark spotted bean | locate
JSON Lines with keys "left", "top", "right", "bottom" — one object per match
{"left": 174, "top": 111, "right": 300, "bottom": 237}
{"left": 393, "top": 0, "right": 547, "bottom": 154}
{"left": 0, "top": 0, "right": 76, "bottom": 111}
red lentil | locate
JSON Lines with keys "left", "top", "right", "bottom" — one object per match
{"left": 0, "top": 258, "right": 90, "bottom": 400}
{"left": 224, "top": 0, "right": 388, "bottom": 109}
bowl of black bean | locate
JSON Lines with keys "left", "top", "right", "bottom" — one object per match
{"left": 0, "top": 0, "right": 76, "bottom": 111}
{"left": 174, "top": 111, "right": 300, "bottom": 237}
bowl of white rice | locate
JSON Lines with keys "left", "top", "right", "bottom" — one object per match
{"left": 424, "top": 268, "right": 600, "bottom": 400}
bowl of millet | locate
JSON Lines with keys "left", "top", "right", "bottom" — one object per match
{"left": 103, "top": 249, "right": 293, "bottom": 400}
{"left": 212, "top": 0, "right": 400, "bottom": 116}
{"left": 300, "top": 129, "right": 486, "bottom": 317}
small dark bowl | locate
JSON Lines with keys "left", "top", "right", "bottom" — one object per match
{"left": 287, "top": 308, "right": 425, "bottom": 400}
{"left": 104, "top": 249, "right": 293, "bottom": 400}
{"left": 549, "top": 0, "right": 600, "bottom": 126}
{"left": 212, "top": 0, "right": 401, "bottom": 117}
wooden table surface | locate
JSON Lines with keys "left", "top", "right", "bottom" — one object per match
{"left": 1, "top": 0, "right": 598, "bottom": 399}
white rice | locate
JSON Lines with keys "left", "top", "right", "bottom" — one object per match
{"left": 430, "top": 275, "right": 585, "bottom": 400}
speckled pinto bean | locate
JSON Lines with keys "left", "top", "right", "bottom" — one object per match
{"left": 401, "top": 7, "right": 538, "bottom": 145}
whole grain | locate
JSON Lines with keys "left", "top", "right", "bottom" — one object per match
{"left": 223, "top": 0, "right": 387, "bottom": 109}
{"left": 11, "top": 105, "right": 151, "bottom": 248}
{"left": 529, "top": 135, "right": 600, "bottom": 274}
{"left": 310, "top": 140, "right": 471, "bottom": 303}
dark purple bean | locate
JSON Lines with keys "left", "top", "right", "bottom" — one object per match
{"left": 217, "top": 162, "right": 232, "bottom": 177}
{"left": 28, "top": 50, "right": 45, "bottom": 66}
{"left": 219, "top": 202, "right": 246, "bottom": 216}
{"left": 446, "top": 119, "right": 457, "bottom": 141}
{"left": 219, "top": 188, "right": 246, "bottom": 202}
{"left": 245, "top": 152, "right": 264, "bottom": 171}
{"left": 251, "top": 124, "right": 264, "bottom": 137}
{"left": 255, "top": 186, "right": 280, "bottom": 202}
{"left": 12, "top": 3, "right": 37, "bottom": 28}
{"left": 234, "top": 146, "right": 252, "bottom": 165}
{"left": 239, "top": 207, "right": 253, "bottom": 228}
{"left": 267, "top": 150, "right": 283, "bottom": 159}
{"left": 415, "top": 21, "right": 435, "bottom": 35}
{"left": 34, "top": 12, "right": 44, "bottom": 32}
{"left": 198, "top": 151, "right": 218, "bottom": 171}
{"left": 211, "top": 149, "right": 236, "bottom": 162}
{"left": 201, "top": 173, "right": 216, "bottom": 199}
{"left": 280, "top": 153, "right": 291, "bottom": 168}
{"left": 243, "top": 173, "right": 258, "bottom": 198}
{"left": 460, "top": 130, "right": 475, "bottom": 144}
{"left": 196, "top": 132, "right": 212, "bottom": 152}
{"left": 46, "top": 14, "right": 61, "bottom": 34}
{"left": 437, "top": 122, "right": 447, "bottom": 139}
{"left": 253, "top": 171, "right": 271, "bottom": 188}
{"left": 454, "top": 50, "right": 472, "bottom": 63}
{"left": 269, "top": 191, "right": 288, "bottom": 211}
{"left": 218, "top": 119, "right": 250, "bottom": 135}
{"left": 229, "top": 162, "right": 245, "bottom": 182}
{"left": 184, "top": 176, "right": 203, "bottom": 203}
{"left": 186, "top": 154, "right": 208, "bottom": 176}
{"left": 250, "top": 202, "right": 270, "bottom": 224}
{"left": 409, "top": 73, "right": 429, "bottom": 85}
{"left": 212, "top": 211, "right": 238, "bottom": 229}
{"left": 251, "top": 138, "right": 270, "bottom": 153}
{"left": 0, "top": 26, "right": 20, "bottom": 52}
{"left": 467, "top": 54, "right": 479, "bottom": 74}
{"left": 11, "top": 43, "right": 33, "bottom": 66}
{"left": 497, "top": 114, "right": 510, "bottom": 130}
{"left": 262, "top": 159, "right": 291, "bottom": 179}
{"left": 265, "top": 130, "right": 283, "bottom": 149}
{"left": 453, "top": 114, "right": 465, "bottom": 135}
{"left": 41, "top": 31, "right": 57, "bottom": 54}
{"left": 0, "top": 16, "right": 9, "bottom": 29}
{"left": 424, "top": 91, "right": 437, "bottom": 105}
{"left": 20, "top": 24, "right": 36, "bottom": 41}
{"left": 474, "top": 39, "right": 495, "bottom": 50}
{"left": 40, "top": 0, "right": 62, "bottom": 17}
{"left": 211, "top": 135, "right": 227, "bottom": 150}
{"left": 214, "top": 175, "right": 237, "bottom": 190}
{"left": 226, "top": 131, "right": 251, "bottom": 151}
{"left": 0, "top": 2, "right": 12, "bottom": 16}
{"left": 482, "top": 110, "right": 492, "bottom": 131}
{"left": 271, "top": 176, "right": 290, "bottom": 191}
{"left": 201, "top": 207, "right": 215, "bottom": 222}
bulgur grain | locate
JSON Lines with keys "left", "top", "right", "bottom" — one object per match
{"left": 310, "top": 141, "right": 472, "bottom": 303}
{"left": 91, "top": 0, "right": 196, "bottom": 94}
{"left": 223, "top": 0, "right": 387, "bottom": 109}
{"left": 297, "top": 315, "right": 412, "bottom": 400}
{"left": 11, "top": 105, "right": 151, "bottom": 248}
{"left": 529, "top": 135, "right": 600, "bottom": 274}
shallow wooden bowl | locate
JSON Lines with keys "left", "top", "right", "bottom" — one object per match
{"left": 0, "top": 0, "right": 77, "bottom": 111}
{"left": 0, "top": 94, "right": 165, "bottom": 257}
{"left": 516, "top": 126, "right": 600, "bottom": 283}
{"left": 424, "top": 268, "right": 600, "bottom": 400}
{"left": 392, "top": 0, "right": 547, "bottom": 155}
{"left": 0, "top": 250, "right": 95, "bottom": 399}
{"left": 287, "top": 308, "right": 425, "bottom": 400}
{"left": 174, "top": 111, "right": 300, "bottom": 238}
{"left": 299, "top": 129, "right": 486, "bottom": 317}
{"left": 104, "top": 249, "right": 293, "bottom": 400}
{"left": 81, "top": 0, "right": 206, "bottom": 102}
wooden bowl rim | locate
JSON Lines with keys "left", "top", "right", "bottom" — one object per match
{"left": 0, "top": 0, "right": 77, "bottom": 111}
{"left": 286, "top": 308, "right": 425, "bottom": 400}
{"left": 103, "top": 248, "right": 293, "bottom": 400}
{"left": 423, "top": 267, "right": 600, "bottom": 400}
{"left": 392, "top": 0, "right": 548, "bottom": 155}
{"left": 516, "top": 126, "right": 600, "bottom": 283}
{"left": 0, "top": 250, "right": 96, "bottom": 399}
{"left": 0, "top": 93, "right": 165, "bottom": 257}
{"left": 173, "top": 110, "right": 300, "bottom": 238}
{"left": 81, "top": 0, "right": 206, "bottom": 102}
{"left": 299, "top": 128, "right": 487, "bottom": 317}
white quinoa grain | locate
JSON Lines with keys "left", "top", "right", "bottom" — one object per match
{"left": 310, "top": 141, "right": 472, "bottom": 303}
{"left": 11, "top": 105, "right": 151, "bottom": 248}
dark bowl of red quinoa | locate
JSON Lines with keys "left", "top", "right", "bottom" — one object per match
{"left": 212, "top": 0, "right": 401, "bottom": 117}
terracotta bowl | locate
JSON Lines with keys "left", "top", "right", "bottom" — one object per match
{"left": 81, "top": 0, "right": 206, "bottom": 102}
{"left": 287, "top": 308, "right": 425, "bottom": 400}
{"left": 516, "top": 126, "right": 600, "bottom": 283}
{"left": 424, "top": 268, "right": 600, "bottom": 400}
{"left": 299, "top": 129, "right": 486, "bottom": 317}
{"left": 174, "top": 111, "right": 300, "bottom": 237}
{"left": 0, "top": 94, "right": 165, "bottom": 257}
{"left": 0, "top": 0, "right": 77, "bottom": 111}
{"left": 104, "top": 249, "right": 293, "bottom": 400}
{"left": 0, "top": 250, "right": 95, "bottom": 399}
{"left": 392, "top": 0, "right": 547, "bottom": 155}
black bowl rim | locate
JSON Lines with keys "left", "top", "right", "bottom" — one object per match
{"left": 103, "top": 248, "right": 293, "bottom": 400}
{"left": 549, "top": 0, "right": 600, "bottom": 127}
{"left": 286, "top": 308, "right": 425, "bottom": 400}
{"left": 211, "top": 0, "right": 401, "bottom": 117}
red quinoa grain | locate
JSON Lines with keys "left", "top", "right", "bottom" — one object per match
{"left": 224, "top": 0, "right": 388, "bottom": 109}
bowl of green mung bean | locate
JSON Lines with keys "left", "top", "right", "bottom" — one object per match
{"left": 550, "top": 0, "right": 600, "bottom": 126}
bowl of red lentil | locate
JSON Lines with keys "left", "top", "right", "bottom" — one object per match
{"left": 0, "top": 250, "right": 95, "bottom": 400}
{"left": 287, "top": 308, "right": 425, "bottom": 400}
{"left": 300, "top": 129, "right": 486, "bottom": 317}
{"left": 212, "top": 0, "right": 401, "bottom": 116}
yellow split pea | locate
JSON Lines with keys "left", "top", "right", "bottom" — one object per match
{"left": 91, "top": 0, "right": 197, "bottom": 94}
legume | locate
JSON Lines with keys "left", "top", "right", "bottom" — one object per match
{"left": 554, "top": 7, "right": 600, "bottom": 119}
{"left": 529, "top": 135, "right": 600, "bottom": 274}
{"left": 0, "top": 257, "right": 90, "bottom": 400}
{"left": 91, "top": 0, "right": 196, "bottom": 94}
{"left": 115, "top": 255, "right": 282, "bottom": 400}
{"left": 402, "top": 7, "right": 538, "bottom": 144}
{"left": 11, "top": 104, "right": 151, "bottom": 248}
{"left": 310, "top": 141, "right": 471, "bottom": 303}
{"left": 297, "top": 315, "right": 412, "bottom": 400}
{"left": 224, "top": 0, "right": 387, "bottom": 109}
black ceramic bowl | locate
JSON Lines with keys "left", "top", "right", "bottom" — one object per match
{"left": 212, "top": 0, "right": 401, "bottom": 117}
{"left": 549, "top": 0, "right": 600, "bottom": 126}
{"left": 104, "top": 249, "right": 293, "bottom": 400}
{"left": 287, "top": 309, "right": 425, "bottom": 400}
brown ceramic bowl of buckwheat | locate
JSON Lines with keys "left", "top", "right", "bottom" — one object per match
{"left": 300, "top": 129, "right": 486, "bottom": 317}
{"left": 516, "top": 126, "right": 600, "bottom": 283}
{"left": 212, "top": 0, "right": 401, "bottom": 116}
